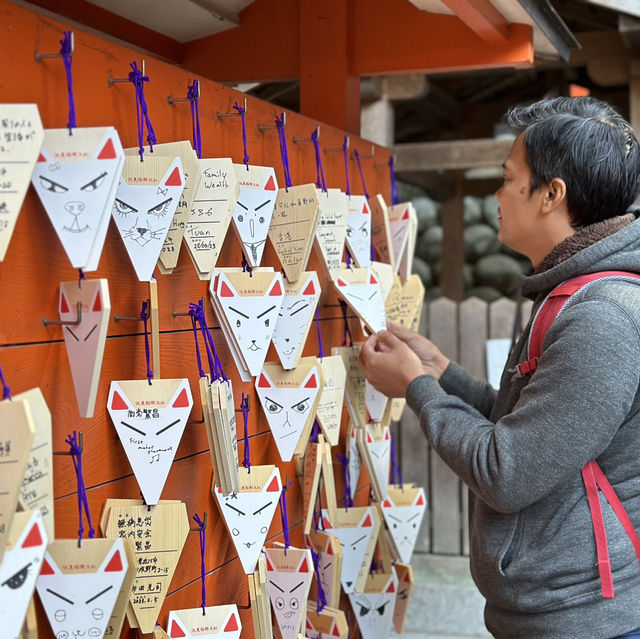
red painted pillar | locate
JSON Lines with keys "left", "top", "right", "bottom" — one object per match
{"left": 299, "top": 0, "right": 361, "bottom": 134}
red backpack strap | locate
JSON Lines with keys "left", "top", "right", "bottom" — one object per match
{"left": 518, "top": 271, "right": 640, "bottom": 377}
{"left": 518, "top": 270, "right": 640, "bottom": 598}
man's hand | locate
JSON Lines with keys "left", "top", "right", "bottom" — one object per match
{"left": 387, "top": 322, "right": 450, "bottom": 380}
{"left": 359, "top": 330, "right": 426, "bottom": 398}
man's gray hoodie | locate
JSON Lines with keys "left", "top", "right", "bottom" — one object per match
{"left": 406, "top": 215, "right": 640, "bottom": 638}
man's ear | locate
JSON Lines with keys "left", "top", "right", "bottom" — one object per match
{"left": 542, "top": 177, "right": 567, "bottom": 213}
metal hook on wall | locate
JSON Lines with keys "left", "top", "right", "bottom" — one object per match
{"left": 108, "top": 59, "right": 146, "bottom": 87}
{"left": 168, "top": 80, "right": 201, "bottom": 105}
{"left": 53, "top": 431, "right": 83, "bottom": 455}
{"left": 325, "top": 136, "right": 349, "bottom": 154}
{"left": 113, "top": 299, "right": 150, "bottom": 322}
{"left": 42, "top": 302, "right": 82, "bottom": 327}
{"left": 293, "top": 125, "right": 320, "bottom": 144}
{"left": 35, "top": 31, "right": 75, "bottom": 62}
{"left": 257, "top": 111, "right": 285, "bottom": 133}
{"left": 217, "top": 96, "right": 248, "bottom": 120}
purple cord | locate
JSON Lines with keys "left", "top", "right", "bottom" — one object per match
{"left": 0, "top": 365, "right": 11, "bottom": 400}
{"left": 389, "top": 156, "right": 400, "bottom": 207}
{"left": 233, "top": 101, "right": 250, "bottom": 169}
{"left": 188, "top": 307, "right": 206, "bottom": 379}
{"left": 188, "top": 80, "right": 202, "bottom": 159}
{"left": 311, "top": 129, "right": 327, "bottom": 192}
{"left": 59, "top": 31, "right": 76, "bottom": 132}
{"left": 128, "top": 61, "right": 157, "bottom": 161}
{"left": 275, "top": 113, "right": 292, "bottom": 190}
{"left": 190, "top": 299, "right": 218, "bottom": 380}
{"left": 65, "top": 431, "right": 95, "bottom": 546}
{"left": 77, "top": 268, "right": 86, "bottom": 289}
{"left": 309, "top": 545, "right": 328, "bottom": 613}
{"left": 390, "top": 432, "right": 403, "bottom": 489}
{"left": 354, "top": 149, "right": 370, "bottom": 200}
{"left": 192, "top": 513, "right": 207, "bottom": 615}
{"left": 339, "top": 300, "right": 353, "bottom": 347}
{"left": 140, "top": 301, "right": 153, "bottom": 385}
{"left": 279, "top": 480, "right": 291, "bottom": 554}
{"left": 199, "top": 309, "right": 227, "bottom": 382}
{"left": 241, "top": 393, "right": 251, "bottom": 472}
{"left": 241, "top": 255, "right": 253, "bottom": 277}
{"left": 343, "top": 136, "right": 351, "bottom": 197}
{"left": 336, "top": 453, "right": 353, "bottom": 509}
{"left": 314, "top": 308, "right": 324, "bottom": 359}
{"left": 311, "top": 419, "right": 319, "bottom": 443}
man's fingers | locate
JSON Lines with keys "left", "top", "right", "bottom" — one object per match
{"left": 377, "top": 329, "right": 403, "bottom": 348}
{"left": 359, "top": 335, "right": 378, "bottom": 367}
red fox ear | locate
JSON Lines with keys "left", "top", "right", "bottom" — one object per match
{"left": 92, "top": 291, "right": 102, "bottom": 312}
{"left": 264, "top": 175, "right": 276, "bottom": 191}
{"left": 269, "top": 279, "right": 283, "bottom": 296}
{"left": 60, "top": 291, "right": 70, "bottom": 314}
{"left": 257, "top": 373, "right": 272, "bottom": 388}
{"left": 304, "top": 372, "right": 318, "bottom": 389}
{"left": 172, "top": 388, "right": 190, "bottom": 408}
{"left": 220, "top": 281, "right": 236, "bottom": 297}
{"left": 97, "top": 137, "right": 117, "bottom": 160}
{"left": 298, "top": 557, "right": 309, "bottom": 573}
{"left": 414, "top": 492, "right": 425, "bottom": 507}
{"left": 169, "top": 619, "right": 187, "bottom": 638}
{"left": 164, "top": 166, "right": 183, "bottom": 187}
{"left": 223, "top": 612, "right": 239, "bottom": 632}
{"left": 302, "top": 279, "right": 316, "bottom": 296}
{"left": 22, "top": 522, "right": 44, "bottom": 548}
{"left": 111, "top": 391, "right": 128, "bottom": 411}
{"left": 104, "top": 550, "right": 124, "bottom": 573}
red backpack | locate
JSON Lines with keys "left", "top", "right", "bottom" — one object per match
{"left": 518, "top": 271, "right": 640, "bottom": 598}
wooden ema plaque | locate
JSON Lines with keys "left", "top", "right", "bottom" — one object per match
{"left": 315, "top": 355, "right": 347, "bottom": 447}
{"left": 332, "top": 345, "right": 366, "bottom": 429}
{"left": 166, "top": 604, "right": 242, "bottom": 638}
{"left": 356, "top": 423, "right": 391, "bottom": 501}
{"left": 125, "top": 141, "right": 199, "bottom": 273}
{"left": 0, "top": 397, "right": 34, "bottom": 563}
{"left": 36, "top": 538, "right": 129, "bottom": 639}
{"left": 0, "top": 104, "right": 43, "bottom": 262}
{"left": 333, "top": 267, "right": 386, "bottom": 335}
{"left": 183, "top": 158, "right": 238, "bottom": 279}
{"left": 255, "top": 357, "right": 323, "bottom": 462}
{"left": 305, "top": 528, "right": 343, "bottom": 610}
{"left": 0, "top": 509, "right": 47, "bottom": 639}
{"left": 13, "top": 388, "right": 54, "bottom": 540}
{"left": 248, "top": 554, "right": 272, "bottom": 639}
{"left": 264, "top": 546, "right": 313, "bottom": 639}
{"left": 31, "top": 126, "right": 124, "bottom": 271}
{"left": 113, "top": 155, "right": 184, "bottom": 281}
{"left": 345, "top": 195, "right": 371, "bottom": 268}
{"left": 314, "top": 188, "right": 349, "bottom": 278}
{"left": 302, "top": 439, "right": 322, "bottom": 535}
{"left": 214, "top": 465, "right": 282, "bottom": 575}
{"left": 107, "top": 378, "right": 194, "bottom": 505}
{"left": 381, "top": 484, "right": 427, "bottom": 564}
{"left": 59, "top": 279, "right": 110, "bottom": 418}
{"left": 231, "top": 164, "right": 278, "bottom": 268}
{"left": 305, "top": 603, "right": 348, "bottom": 639}
{"left": 102, "top": 500, "right": 190, "bottom": 634}
{"left": 369, "top": 193, "right": 394, "bottom": 267}
{"left": 347, "top": 570, "right": 398, "bottom": 639}
{"left": 269, "top": 184, "right": 319, "bottom": 283}
{"left": 392, "top": 563, "right": 414, "bottom": 634}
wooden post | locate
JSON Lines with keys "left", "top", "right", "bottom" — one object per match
{"left": 440, "top": 171, "right": 465, "bottom": 301}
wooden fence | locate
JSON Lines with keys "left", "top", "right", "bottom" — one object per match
{"left": 395, "top": 295, "right": 533, "bottom": 556}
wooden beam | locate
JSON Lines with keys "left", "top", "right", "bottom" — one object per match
{"left": 394, "top": 138, "right": 514, "bottom": 172}
{"left": 18, "top": 0, "right": 184, "bottom": 63}
{"left": 584, "top": 0, "right": 640, "bottom": 20}
{"left": 298, "top": 0, "right": 361, "bottom": 133}
{"left": 441, "top": 0, "right": 510, "bottom": 43}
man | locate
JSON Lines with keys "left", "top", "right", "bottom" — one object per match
{"left": 359, "top": 97, "right": 640, "bottom": 638}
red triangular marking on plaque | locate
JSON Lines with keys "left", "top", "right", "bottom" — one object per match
{"left": 22, "top": 523, "right": 43, "bottom": 548}
{"left": 165, "top": 166, "right": 183, "bottom": 187}
{"left": 382, "top": 500, "right": 392, "bottom": 509}
{"left": 337, "top": 278, "right": 347, "bottom": 287}
{"left": 97, "top": 138, "right": 117, "bottom": 160}
{"left": 105, "top": 550, "right": 123, "bottom": 573}
{"left": 332, "top": 620, "right": 342, "bottom": 636}
{"left": 224, "top": 613, "right": 239, "bottom": 632}
{"left": 60, "top": 292, "right": 70, "bottom": 314}
{"left": 92, "top": 292, "right": 102, "bottom": 312}
{"left": 326, "top": 543, "right": 333, "bottom": 555}
{"left": 402, "top": 208, "right": 410, "bottom": 220}
{"left": 258, "top": 373, "right": 271, "bottom": 388}
{"left": 306, "top": 619, "right": 314, "bottom": 630}
{"left": 369, "top": 274, "right": 378, "bottom": 285}
{"left": 269, "top": 280, "right": 282, "bottom": 296}
{"left": 170, "top": 620, "right": 186, "bottom": 638}
{"left": 403, "top": 571, "right": 412, "bottom": 582}
{"left": 37, "top": 152, "right": 46, "bottom": 163}
{"left": 415, "top": 494, "right": 425, "bottom": 506}
{"left": 40, "top": 559, "right": 55, "bottom": 575}
{"left": 111, "top": 391, "right": 128, "bottom": 411}
{"left": 266, "top": 555, "right": 275, "bottom": 571}
{"left": 366, "top": 432, "right": 373, "bottom": 444}
{"left": 384, "top": 429, "right": 390, "bottom": 440}
{"left": 362, "top": 514, "right": 372, "bottom": 527}
{"left": 220, "top": 281, "right": 235, "bottom": 297}
{"left": 304, "top": 373, "right": 317, "bottom": 389}
{"left": 299, "top": 557, "right": 309, "bottom": 573}
{"left": 264, "top": 175, "right": 276, "bottom": 191}
{"left": 362, "top": 202, "right": 369, "bottom": 214}
{"left": 323, "top": 516, "right": 333, "bottom": 529}
{"left": 266, "top": 476, "right": 280, "bottom": 492}
{"left": 172, "top": 388, "right": 190, "bottom": 408}
{"left": 302, "top": 280, "right": 316, "bottom": 296}
{"left": 386, "top": 580, "right": 395, "bottom": 593}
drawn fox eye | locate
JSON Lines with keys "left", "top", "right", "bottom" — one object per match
{"left": 236, "top": 319, "right": 241, "bottom": 328}
{"left": 237, "top": 214, "right": 244, "bottom": 223}
{"left": 291, "top": 399, "right": 309, "bottom": 414}
{"left": 275, "top": 596, "right": 285, "bottom": 610}
{"left": 39, "top": 176, "right": 68, "bottom": 193}
{"left": 375, "top": 601, "right": 389, "bottom": 615}
{"left": 259, "top": 216, "right": 265, "bottom": 224}
{"left": 290, "top": 598, "right": 299, "bottom": 610}
{"left": 356, "top": 602, "right": 371, "bottom": 616}
{"left": 264, "top": 398, "right": 283, "bottom": 414}
{"left": 264, "top": 318, "right": 270, "bottom": 327}
{"left": 81, "top": 171, "right": 107, "bottom": 192}
{"left": 346, "top": 228, "right": 352, "bottom": 237}
{"left": 148, "top": 197, "right": 172, "bottom": 217}
{"left": 361, "top": 227, "right": 369, "bottom": 237}
{"left": 114, "top": 198, "right": 137, "bottom": 216}
{"left": 1, "top": 563, "right": 30, "bottom": 589}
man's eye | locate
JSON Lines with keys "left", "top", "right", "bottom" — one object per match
{"left": 81, "top": 172, "right": 107, "bottom": 192}
{"left": 39, "top": 176, "right": 68, "bottom": 193}
{"left": 114, "top": 198, "right": 136, "bottom": 216}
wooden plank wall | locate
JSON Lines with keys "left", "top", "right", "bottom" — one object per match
{"left": 0, "top": 2, "right": 391, "bottom": 636}
{"left": 398, "top": 296, "right": 533, "bottom": 556}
